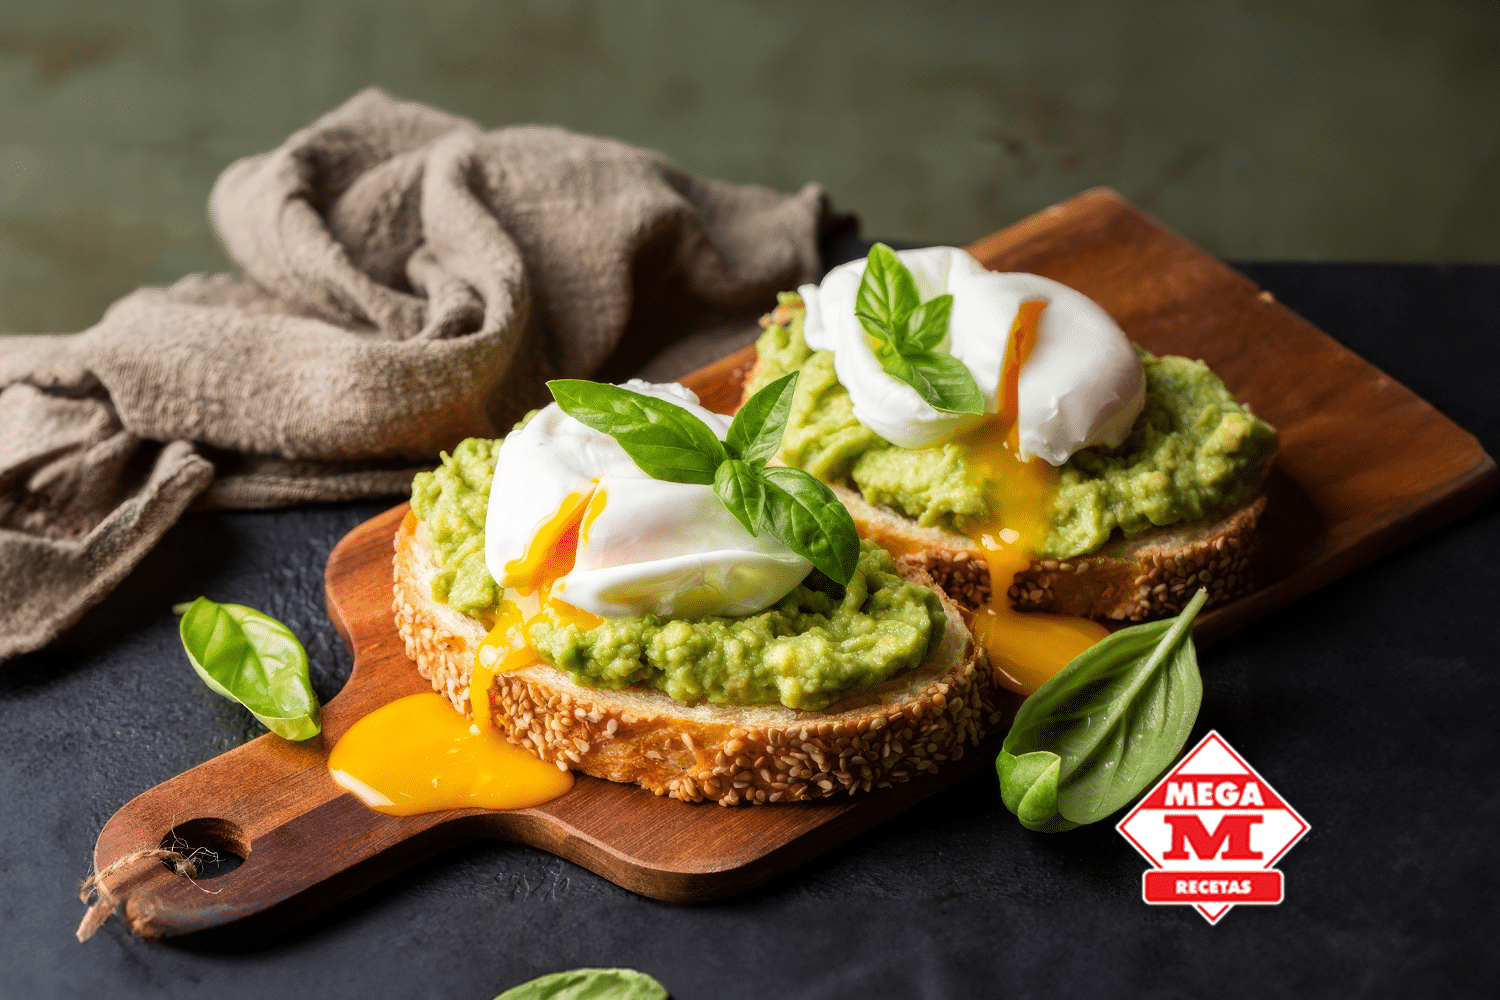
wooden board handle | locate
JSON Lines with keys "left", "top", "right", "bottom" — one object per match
{"left": 88, "top": 723, "right": 468, "bottom": 939}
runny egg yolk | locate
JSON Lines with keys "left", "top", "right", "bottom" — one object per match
{"left": 957, "top": 300, "right": 1110, "bottom": 695}
{"left": 474, "top": 485, "right": 603, "bottom": 724}
{"left": 327, "top": 693, "right": 573, "bottom": 815}
{"left": 503, "top": 485, "right": 596, "bottom": 596}
{"left": 329, "top": 495, "right": 607, "bottom": 818}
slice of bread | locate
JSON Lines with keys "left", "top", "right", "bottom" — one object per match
{"left": 392, "top": 511, "right": 1001, "bottom": 806}
{"left": 745, "top": 306, "right": 1268, "bottom": 623}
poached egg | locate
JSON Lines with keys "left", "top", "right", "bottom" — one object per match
{"left": 485, "top": 380, "right": 812, "bottom": 620}
{"left": 798, "top": 246, "right": 1144, "bottom": 464}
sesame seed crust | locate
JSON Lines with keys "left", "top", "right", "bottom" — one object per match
{"left": 836, "top": 483, "right": 1266, "bottom": 622}
{"left": 392, "top": 511, "right": 999, "bottom": 806}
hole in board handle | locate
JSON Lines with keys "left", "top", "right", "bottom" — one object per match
{"left": 159, "top": 817, "right": 250, "bottom": 880}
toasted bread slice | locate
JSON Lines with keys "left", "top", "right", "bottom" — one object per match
{"left": 392, "top": 511, "right": 1000, "bottom": 806}
{"left": 746, "top": 303, "right": 1267, "bottom": 622}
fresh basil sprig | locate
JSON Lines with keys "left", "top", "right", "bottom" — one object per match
{"left": 996, "top": 588, "right": 1209, "bottom": 832}
{"left": 854, "top": 242, "right": 984, "bottom": 415}
{"left": 175, "top": 597, "right": 322, "bottom": 741}
{"left": 494, "top": 968, "right": 667, "bottom": 1000}
{"left": 547, "top": 374, "right": 860, "bottom": 586}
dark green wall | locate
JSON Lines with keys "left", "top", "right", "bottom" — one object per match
{"left": 2, "top": 0, "right": 1496, "bottom": 333}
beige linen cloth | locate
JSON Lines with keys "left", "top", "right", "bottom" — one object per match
{"left": 0, "top": 89, "right": 832, "bottom": 663}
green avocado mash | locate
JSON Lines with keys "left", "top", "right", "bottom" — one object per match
{"left": 1048, "top": 351, "right": 1278, "bottom": 557}
{"left": 526, "top": 541, "right": 945, "bottom": 712}
{"left": 410, "top": 438, "right": 502, "bottom": 616}
{"left": 409, "top": 430, "right": 949, "bottom": 711}
{"left": 748, "top": 296, "right": 1278, "bottom": 558}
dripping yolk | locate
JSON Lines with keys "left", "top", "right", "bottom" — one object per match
{"left": 475, "top": 488, "right": 602, "bottom": 726}
{"left": 958, "top": 300, "right": 1110, "bottom": 695}
{"left": 503, "top": 485, "right": 596, "bottom": 596}
{"left": 329, "top": 491, "right": 612, "bottom": 817}
{"left": 471, "top": 599, "right": 538, "bottom": 733}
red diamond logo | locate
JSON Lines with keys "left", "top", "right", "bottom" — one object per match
{"left": 1117, "top": 731, "right": 1309, "bottom": 924}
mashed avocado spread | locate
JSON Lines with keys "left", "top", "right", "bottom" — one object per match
{"left": 527, "top": 541, "right": 944, "bottom": 712}
{"left": 411, "top": 437, "right": 502, "bottom": 616}
{"left": 749, "top": 296, "right": 1277, "bottom": 559}
{"left": 410, "top": 431, "right": 947, "bottom": 711}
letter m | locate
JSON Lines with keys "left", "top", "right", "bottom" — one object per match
{"left": 1161, "top": 814, "right": 1263, "bottom": 860}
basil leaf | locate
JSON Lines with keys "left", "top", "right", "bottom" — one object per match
{"left": 727, "top": 371, "right": 798, "bottom": 468}
{"left": 903, "top": 292, "right": 953, "bottom": 351}
{"left": 177, "top": 597, "right": 321, "bottom": 741}
{"left": 855, "top": 242, "right": 921, "bottom": 338}
{"left": 495, "top": 968, "right": 668, "bottom": 1000}
{"left": 855, "top": 311, "right": 903, "bottom": 360}
{"left": 997, "top": 588, "right": 1209, "bottom": 830}
{"left": 853, "top": 246, "right": 983, "bottom": 414}
{"left": 549, "top": 376, "right": 858, "bottom": 590}
{"left": 759, "top": 465, "right": 861, "bottom": 586}
{"left": 712, "top": 458, "right": 766, "bottom": 536}
{"left": 548, "top": 379, "right": 728, "bottom": 485}
{"left": 890, "top": 350, "right": 986, "bottom": 415}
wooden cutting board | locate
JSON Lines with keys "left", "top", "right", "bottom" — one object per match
{"left": 90, "top": 188, "right": 1496, "bottom": 941}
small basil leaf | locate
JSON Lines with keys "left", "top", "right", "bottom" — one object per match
{"left": 904, "top": 293, "right": 953, "bottom": 351}
{"left": 177, "top": 597, "right": 321, "bottom": 741}
{"left": 727, "top": 371, "right": 798, "bottom": 468}
{"left": 999, "top": 589, "right": 1209, "bottom": 829}
{"left": 547, "top": 377, "right": 858, "bottom": 583}
{"left": 494, "top": 967, "right": 668, "bottom": 1000}
{"left": 894, "top": 350, "right": 986, "bottom": 415}
{"left": 712, "top": 458, "right": 766, "bottom": 537}
{"left": 855, "top": 311, "right": 903, "bottom": 361}
{"left": 856, "top": 242, "right": 921, "bottom": 336}
{"left": 852, "top": 247, "right": 983, "bottom": 414}
{"left": 758, "top": 465, "right": 860, "bottom": 586}
{"left": 997, "top": 749, "right": 1078, "bottom": 833}
{"left": 548, "top": 379, "right": 728, "bottom": 485}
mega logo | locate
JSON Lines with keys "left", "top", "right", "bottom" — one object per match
{"left": 1117, "top": 731, "right": 1309, "bottom": 923}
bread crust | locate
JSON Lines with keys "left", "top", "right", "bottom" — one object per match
{"left": 392, "top": 511, "right": 1000, "bottom": 806}
{"left": 832, "top": 483, "right": 1266, "bottom": 622}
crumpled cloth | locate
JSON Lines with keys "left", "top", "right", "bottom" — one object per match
{"left": 0, "top": 89, "right": 833, "bottom": 663}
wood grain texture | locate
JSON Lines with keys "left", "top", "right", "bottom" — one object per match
{"left": 90, "top": 188, "right": 1496, "bottom": 941}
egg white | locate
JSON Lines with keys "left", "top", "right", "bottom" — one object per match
{"left": 484, "top": 380, "right": 811, "bottom": 620}
{"left": 553, "top": 476, "right": 811, "bottom": 619}
{"left": 798, "top": 247, "right": 1144, "bottom": 463}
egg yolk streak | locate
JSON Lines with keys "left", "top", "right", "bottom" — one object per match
{"left": 473, "top": 485, "right": 604, "bottom": 724}
{"left": 957, "top": 300, "right": 1109, "bottom": 695}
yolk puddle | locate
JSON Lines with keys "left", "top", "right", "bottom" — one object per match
{"left": 328, "top": 693, "right": 573, "bottom": 815}
{"left": 958, "top": 300, "right": 1110, "bottom": 695}
{"left": 330, "top": 489, "right": 608, "bottom": 816}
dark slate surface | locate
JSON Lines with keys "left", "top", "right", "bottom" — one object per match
{"left": 2, "top": 263, "right": 1496, "bottom": 999}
